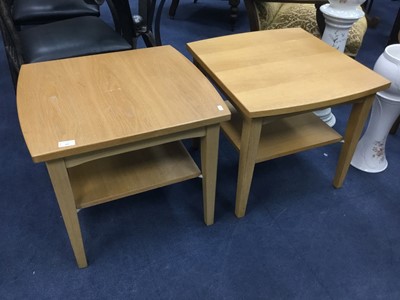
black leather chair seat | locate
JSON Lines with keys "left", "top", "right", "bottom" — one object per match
{"left": 12, "top": 0, "right": 100, "bottom": 25}
{"left": 19, "top": 16, "right": 132, "bottom": 63}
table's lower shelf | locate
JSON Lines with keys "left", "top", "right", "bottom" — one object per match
{"left": 221, "top": 106, "right": 343, "bottom": 162}
{"left": 68, "top": 141, "right": 201, "bottom": 209}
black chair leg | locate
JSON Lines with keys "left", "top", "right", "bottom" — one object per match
{"left": 167, "top": 0, "right": 238, "bottom": 30}
{"left": 169, "top": 0, "right": 180, "bottom": 18}
{"left": 388, "top": 8, "right": 400, "bottom": 45}
{"left": 362, "top": 1, "right": 380, "bottom": 28}
{"left": 229, "top": 0, "right": 240, "bottom": 31}
{"left": 142, "top": 32, "right": 157, "bottom": 47}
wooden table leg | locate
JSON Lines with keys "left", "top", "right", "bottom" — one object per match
{"left": 333, "top": 95, "right": 375, "bottom": 188}
{"left": 46, "top": 159, "right": 88, "bottom": 268}
{"left": 201, "top": 124, "right": 220, "bottom": 225}
{"left": 235, "top": 118, "right": 262, "bottom": 218}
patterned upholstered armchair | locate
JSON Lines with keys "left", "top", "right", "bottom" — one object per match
{"left": 389, "top": 8, "right": 400, "bottom": 134}
{"left": 243, "top": 0, "right": 368, "bottom": 57}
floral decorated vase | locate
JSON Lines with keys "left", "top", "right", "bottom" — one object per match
{"left": 351, "top": 44, "right": 400, "bottom": 173}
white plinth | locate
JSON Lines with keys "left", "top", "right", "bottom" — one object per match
{"left": 351, "top": 94, "right": 400, "bottom": 172}
{"left": 314, "top": 3, "right": 365, "bottom": 127}
{"left": 313, "top": 108, "right": 336, "bottom": 127}
{"left": 351, "top": 44, "right": 400, "bottom": 173}
{"left": 320, "top": 4, "right": 365, "bottom": 52}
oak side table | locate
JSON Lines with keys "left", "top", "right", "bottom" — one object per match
{"left": 17, "top": 46, "right": 230, "bottom": 268}
{"left": 187, "top": 28, "right": 390, "bottom": 218}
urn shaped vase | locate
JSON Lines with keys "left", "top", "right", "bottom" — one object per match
{"left": 351, "top": 44, "right": 400, "bottom": 173}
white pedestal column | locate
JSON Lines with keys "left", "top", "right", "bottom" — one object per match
{"left": 320, "top": 4, "right": 365, "bottom": 52}
{"left": 314, "top": 108, "right": 336, "bottom": 127}
{"left": 351, "top": 94, "right": 400, "bottom": 172}
{"left": 314, "top": 1, "right": 365, "bottom": 127}
{"left": 351, "top": 44, "right": 400, "bottom": 173}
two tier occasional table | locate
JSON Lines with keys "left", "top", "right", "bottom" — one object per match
{"left": 187, "top": 28, "right": 390, "bottom": 218}
{"left": 17, "top": 46, "right": 230, "bottom": 268}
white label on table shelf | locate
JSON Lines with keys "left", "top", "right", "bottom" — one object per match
{"left": 217, "top": 105, "right": 224, "bottom": 111}
{"left": 58, "top": 140, "right": 76, "bottom": 148}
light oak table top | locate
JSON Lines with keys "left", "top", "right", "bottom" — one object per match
{"left": 17, "top": 45, "right": 230, "bottom": 163}
{"left": 187, "top": 28, "right": 390, "bottom": 118}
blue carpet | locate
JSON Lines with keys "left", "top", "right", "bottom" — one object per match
{"left": 1, "top": 0, "right": 400, "bottom": 299}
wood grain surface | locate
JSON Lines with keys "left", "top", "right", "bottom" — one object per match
{"left": 17, "top": 46, "right": 230, "bottom": 162}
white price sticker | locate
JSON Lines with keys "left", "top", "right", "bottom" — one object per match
{"left": 58, "top": 140, "right": 76, "bottom": 148}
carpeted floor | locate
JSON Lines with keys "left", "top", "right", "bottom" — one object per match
{"left": 1, "top": 0, "right": 400, "bottom": 299}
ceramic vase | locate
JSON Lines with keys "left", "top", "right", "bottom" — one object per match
{"left": 351, "top": 44, "right": 400, "bottom": 173}
{"left": 320, "top": 0, "right": 365, "bottom": 52}
{"left": 315, "top": 0, "right": 365, "bottom": 126}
